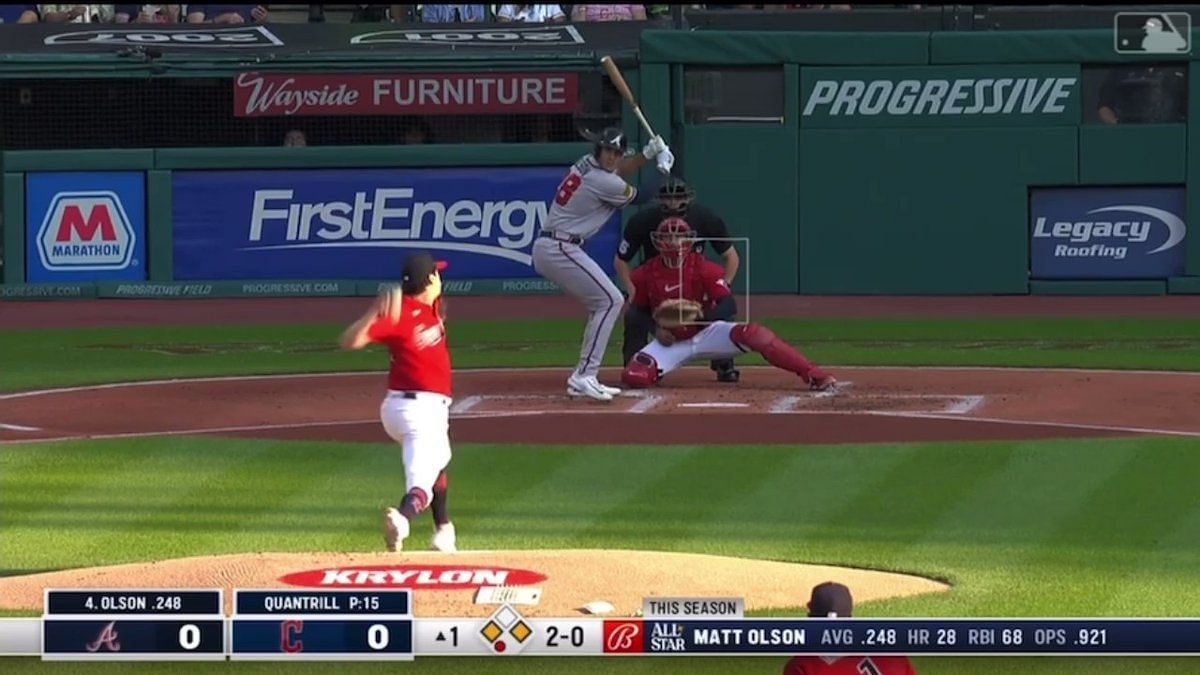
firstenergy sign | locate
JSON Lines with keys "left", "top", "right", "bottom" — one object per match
{"left": 801, "top": 66, "right": 1080, "bottom": 126}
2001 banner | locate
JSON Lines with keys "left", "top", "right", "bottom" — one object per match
{"left": 170, "top": 167, "right": 619, "bottom": 280}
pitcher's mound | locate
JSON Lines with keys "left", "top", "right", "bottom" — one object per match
{"left": 0, "top": 550, "right": 947, "bottom": 617}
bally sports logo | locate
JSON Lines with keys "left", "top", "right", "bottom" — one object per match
{"left": 36, "top": 191, "right": 137, "bottom": 271}
{"left": 280, "top": 565, "right": 547, "bottom": 590}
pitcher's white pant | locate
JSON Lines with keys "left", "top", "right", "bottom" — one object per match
{"left": 641, "top": 321, "right": 745, "bottom": 377}
{"left": 532, "top": 238, "right": 623, "bottom": 379}
{"left": 379, "top": 390, "right": 452, "bottom": 499}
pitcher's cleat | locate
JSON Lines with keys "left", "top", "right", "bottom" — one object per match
{"left": 383, "top": 507, "right": 410, "bottom": 553}
{"left": 431, "top": 522, "right": 457, "bottom": 553}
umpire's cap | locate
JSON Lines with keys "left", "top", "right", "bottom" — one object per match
{"left": 582, "top": 126, "right": 627, "bottom": 152}
{"left": 807, "top": 582, "right": 853, "bottom": 618}
{"left": 401, "top": 251, "right": 449, "bottom": 295}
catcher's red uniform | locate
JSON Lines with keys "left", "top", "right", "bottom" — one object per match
{"left": 784, "top": 655, "right": 918, "bottom": 675}
{"left": 630, "top": 251, "right": 731, "bottom": 341}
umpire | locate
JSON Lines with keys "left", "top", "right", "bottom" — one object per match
{"left": 613, "top": 176, "right": 742, "bottom": 382}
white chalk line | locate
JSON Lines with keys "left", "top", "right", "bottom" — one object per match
{"left": 0, "top": 422, "right": 42, "bottom": 432}
{"left": 943, "top": 395, "right": 986, "bottom": 415}
{"left": 868, "top": 411, "right": 1200, "bottom": 439}
{"left": 678, "top": 402, "right": 749, "bottom": 408}
{"left": 628, "top": 394, "right": 665, "bottom": 414}
{"left": 449, "top": 395, "right": 483, "bottom": 414}
{"left": 768, "top": 395, "right": 804, "bottom": 414}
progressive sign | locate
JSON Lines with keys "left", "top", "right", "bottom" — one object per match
{"left": 801, "top": 64, "right": 1080, "bottom": 127}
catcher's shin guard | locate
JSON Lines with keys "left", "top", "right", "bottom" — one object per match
{"left": 730, "top": 323, "right": 824, "bottom": 383}
{"left": 621, "top": 352, "right": 661, "bottom": 388}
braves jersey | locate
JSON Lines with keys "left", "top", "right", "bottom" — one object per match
{"left": 631, "top": 252, "right": 731, "bottom": 340}
{"left": 542, "top": 154, "right": 636, "bottom": 240}
{"left": 784, "top": 655, "right": 918, "bottom": 675}
{"left": 366, "top": 296, "right": 452, "bottom": 397}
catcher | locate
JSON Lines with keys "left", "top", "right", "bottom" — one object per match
{"left": 621, "top": 217, "right": 837, "bottom": 391}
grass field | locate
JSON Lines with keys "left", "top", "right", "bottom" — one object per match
{"left": 3, "top": 315, "right": 1199, "bottom": 673}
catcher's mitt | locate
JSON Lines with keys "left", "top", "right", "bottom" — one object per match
{"left": 653, "top": 298, "right": 704, "bottom": 329}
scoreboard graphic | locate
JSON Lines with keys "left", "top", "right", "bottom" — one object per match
{"left": 11, "top": 589, "right": 1200, "bottom": 660}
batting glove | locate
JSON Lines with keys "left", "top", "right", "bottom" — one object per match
{"left": 642, "top": 135, "right": 667, "bottom": 159}
{"left": 656, "top": 147, "right": 675, "bottom": 174}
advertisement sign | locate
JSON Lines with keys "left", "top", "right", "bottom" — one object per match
{"left": 1030, "top": 186, "right": 1186, "bottom": 279}
{"left": 44, "top": 25, "right": 282, "bottom": 48}
{"left": 171, "top": 167, "right": 619, "bottom": 281}
{"left": 801, "top": 65, "right": 1080, "bottom": 127}
{"left": 234, "top": 72, "right": 578, "bottom": 117}
{"left": 25, "top": 171, "right": 147, "bottom": 282}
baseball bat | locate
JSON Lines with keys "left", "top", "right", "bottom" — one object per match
{"left": 600, "top": 55, "right": 657, "bottom": 139}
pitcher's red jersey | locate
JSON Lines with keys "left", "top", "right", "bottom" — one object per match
{"left": 785, "top": 655, "right": 918, "bottom": 675}
{"left": 366, "top": 296, "right": 452, "bottom": 397}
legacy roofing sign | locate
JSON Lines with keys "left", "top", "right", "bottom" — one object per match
{"left": 1030, "top": 187, "right": 1187, "bottom": 279}
{"left": 801, "top": 65, "right": 1080, "bottom": 126}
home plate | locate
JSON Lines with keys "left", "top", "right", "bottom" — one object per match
{"left": 677, "top": 402, "right": 750, "bottom": 409}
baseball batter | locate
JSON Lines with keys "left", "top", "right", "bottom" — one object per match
{"left": 533, "top": 126, "right": 674, "bottom": 401}
{"left": 339, "top": 252, "right": 457, "bottom": 554}
{"left": 621, "top": 218, "right": 837, "bottom": 391}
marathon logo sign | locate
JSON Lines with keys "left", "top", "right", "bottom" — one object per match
{"left": 171, "top": 167, "right": 620, "bottom": 280}
{"left": 800, "top": 65, "right": 1080, "bottom": 127}
{"left": 234, "top": 72, "right": 578, "bottom": 116}
{"left": 25, "top": 172, "right": 147, "bottom": 282}
{"left": 350, "top": 25, "right": 584, "bottom": 47}
{"left": 44, "top": 25, "right": 283, "bottom": 48}
{"left": 1030, "top": 187, "right": 1187, "bottom": 279}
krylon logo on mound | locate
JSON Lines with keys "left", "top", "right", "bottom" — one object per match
{"left": 1030, "top": 187, "right": 1187, "bottom": 279}
{"left": 36, "top": 192, "right": 136, "bottom": 271}
{"left": 279, "top": 565, "right": 548, "bottom": 590}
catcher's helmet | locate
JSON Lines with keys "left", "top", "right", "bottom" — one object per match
{"left": 651, "top": 216, "right": 694, "bottom": 263}
{"left": 657, "top": 176, "right": 694, "bottom": 215}
{"left": 581, "top": 126, "right": 627, "bottom": 156}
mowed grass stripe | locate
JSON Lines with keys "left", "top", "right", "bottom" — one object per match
{"left": 458, "top": 441, "right": 700, "bottom": 547}
{"left": 1097, "top": 500, "right": 1200, "bottom": 616}
{"left": 879, "top": 439, "right": 1137, "bottom": 617}
{"left": 590, "top": 447, "right": 799, "bottom": 553}
{"left": 697, "top": 444, "right": 921, "bottom": 563}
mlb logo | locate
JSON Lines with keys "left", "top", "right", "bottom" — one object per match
{"left": 1114, "top": 12, "right": 1191, "bottom": 54}
{"left": 36, "top": 191, "right": 137, "bottom": 271}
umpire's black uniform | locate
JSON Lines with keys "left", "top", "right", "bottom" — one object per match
{"left": 617, "top": 180, "right": 739, "bottom": 381}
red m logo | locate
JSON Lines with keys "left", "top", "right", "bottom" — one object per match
{"left": 56, "top": 203, "right": 116, "bottom": 242}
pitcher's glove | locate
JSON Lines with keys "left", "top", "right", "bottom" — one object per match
{"left": 652, "top": 298, "right": 704, "bottom": 329}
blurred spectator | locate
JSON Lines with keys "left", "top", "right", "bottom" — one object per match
{"left": 401, "top": 117, "right": 432, "bottom": 144}
{"left": 784, "top": 583, "right": 918, "bottom": 675}
{"left": 283, "top": 129, "right": 308, "bottom": 147}
{"left": 571, "top": 4, "right": 646, "bottom": 21}
{"left": 422, "top": 4, "right": 487, "bottom": 22}
{"left": 1097, "top": 65, "right": 1187, "bottom": 124}
{"left": 114, "top": 4, "right": 179, "bottom": 22}
{"left": 496, "top": 4, "right": 565, "bottom": 22}
{"left": 344, "top": 4, "right": 388, "bottom": 21}
{"left": 0, "top": 4, "right": 39, "bottom": 22}
{"left": 39, "top": 4, "right": 114, "bottom": 22}
{"left": 186, "top": 4, "right": 267, "bottom": 23}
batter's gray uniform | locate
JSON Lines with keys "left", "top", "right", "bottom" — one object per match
{"left": 533, "top": 154, "right": 636, "bottom": 379}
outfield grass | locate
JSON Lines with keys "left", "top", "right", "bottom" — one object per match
{"left": 3, "top": 316, "right": 1199, "bottom": 673}
{"left": 4, "top": 317, "right": 1200, "bottom": 392}
{"left": 4, "top": 436, "right": 1200, "bottom": 673}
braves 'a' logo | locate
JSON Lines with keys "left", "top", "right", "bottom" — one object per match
{"left": 85, "top": 621, "right": 121, "bottom": 652}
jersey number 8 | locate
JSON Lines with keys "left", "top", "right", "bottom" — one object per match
{"left": 555, "top": 173, "right": 583, "bottom": 206}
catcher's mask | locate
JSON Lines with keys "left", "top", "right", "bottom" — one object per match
{"left": 651, "top": 217, "right": 694, "bottom": 265}
{"left": 657, "top": 176, "right": 694, "bottom": 216}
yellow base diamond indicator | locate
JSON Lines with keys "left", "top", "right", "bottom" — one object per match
{"left": 510, "top": 620, "right": 533, "bottom": 644}
{"left": 481, "top": 621, "right": 503, "bottom": 643}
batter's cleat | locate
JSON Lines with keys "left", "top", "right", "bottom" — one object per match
{"left": 715, "top": 366, "right": 741, "bottom": 383}
{"left": 809, "top": 375, "right": 838, "bottom": 392}
{"left": 567, "top": 373, "right": 615, "bottom": 401}
{"left": 431, "top": 522, "right": 457, "bottom": 553}
{"left": 596, "top": 381, "right": 622, "bottom": 397}
{"left": 382, "top": 507, "right": 410, "bottom": 553}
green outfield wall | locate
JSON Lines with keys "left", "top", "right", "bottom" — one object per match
{"left": 3, "top": 28, "right": 1199, "bottom": 297}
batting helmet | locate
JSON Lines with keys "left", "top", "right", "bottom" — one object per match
{"left": 581, "top": 126, "right": 627, "bottom": 157}
{"left": 658, "top": 176, "right": 694, "bottom": 215}
{"left": 651, "top": 217, "right": 694, "bottom": 264}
